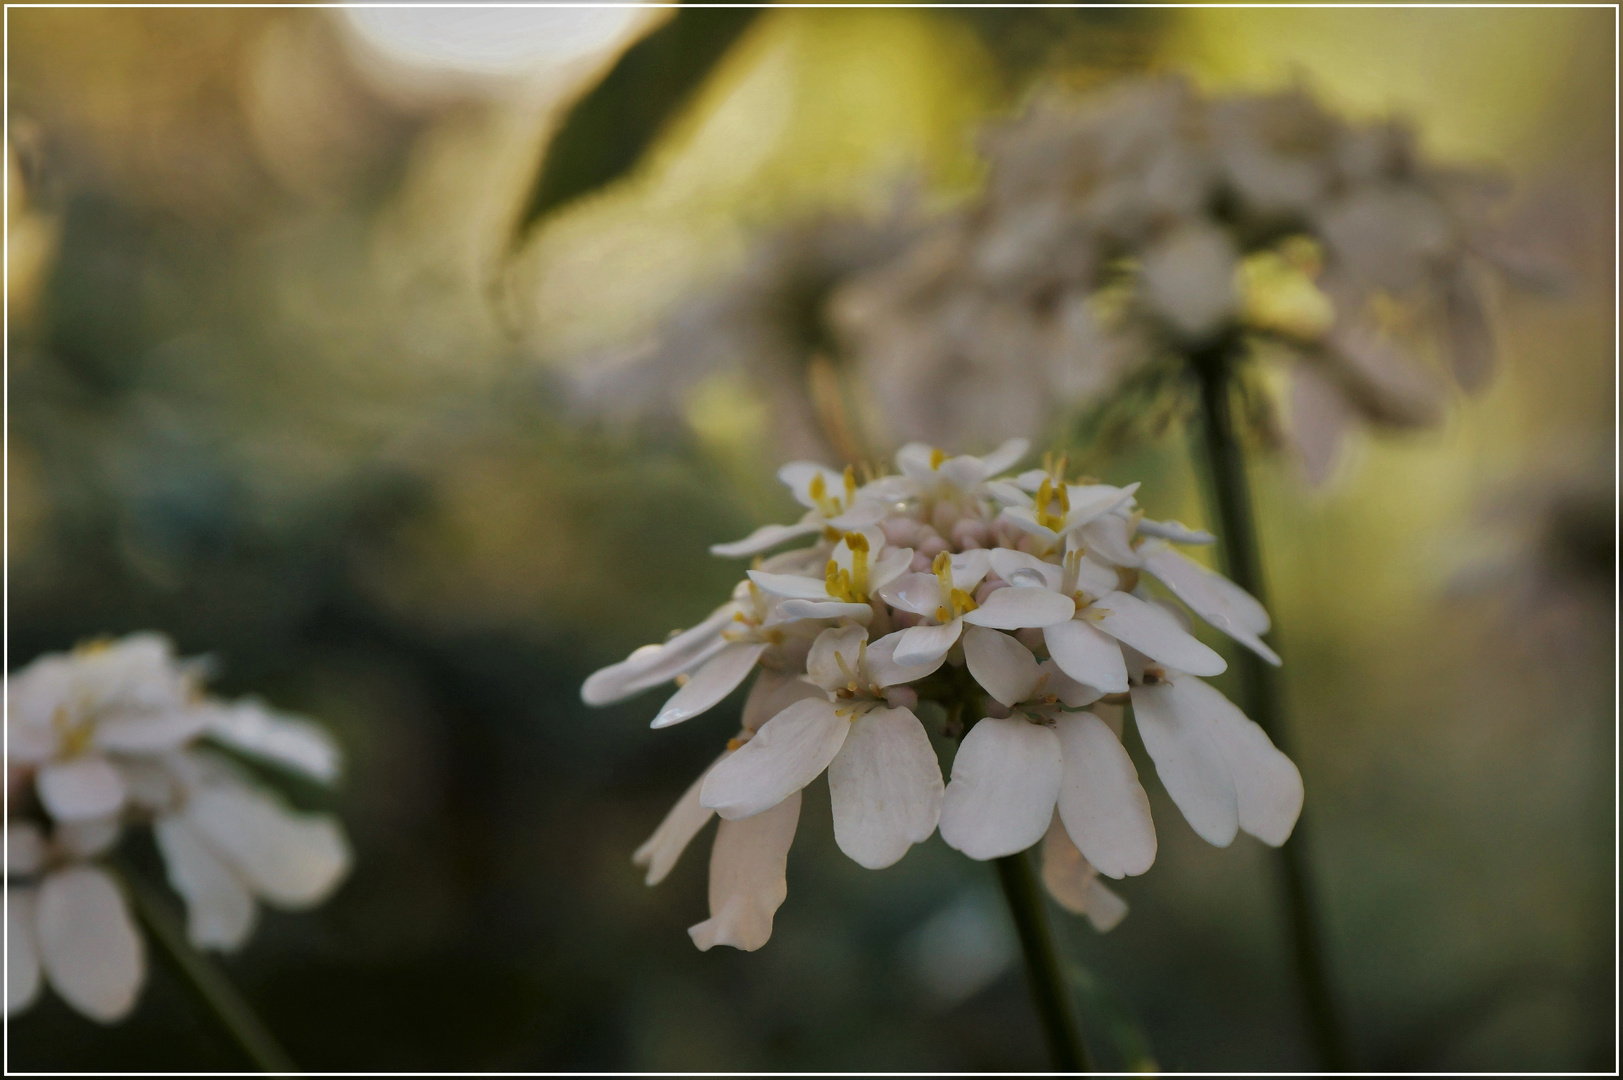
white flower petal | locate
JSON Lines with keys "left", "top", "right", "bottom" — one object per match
{"left": 985, "top": 480, "right": 1032, "bottom": 507}
{"left": 827, "top": 501, "right": 888, "bottom": 530}
{"left": 740, "top": 670, "right": 825, "bottom": 732}
{"left": 828, "top": 708, "right": 943, "bottom": 869}
{"left": 1014, "top": 469, "right": 1049, "bottom": 492}
{"left": 651, "top": 642, "right": 767, "bottom": 729}
{"left": 1040, "top": 660, "right": 1103, "bottom": 709}
{"left": 1140, "top": 543, "right": 1279, "bottom": 665}
{"left": 1130, "top": 680, "right": 1239, "bottom": 847}
{"left": 1081, "top": 878, "right": 1130, "bottom": 933}
{"left": 1039, "top": 814, "right": 1128, "bottom": 931}
{"left": 700, "top": 698, "right": 848, "bottom": 820}
{"left": 1288, "top": 365, "right": 1351, "bottom": 488}
{"left": 1077, "top": 514, "right": 1142, "bottom": 567}
{"left": 939, "top": 717, "right": 1062, "bottom": 860}
{"left": 892, "top": 620, "right": 964, "bottom": 667}
{"left": 1043, "top": 620, "right": 1129, "bottom": 693}
{"left": 1091, "top": 591, "right": 1226, "bottom": 676}
{"left": 861, "top": 631, "right": 941, "bottom": 688}
{"left": 711, "top": 520, "right": 822, "bottom": 558}
{"left": 93, "top": 709, "right": 211, "bottom": 754}
{"left": 154, "top": 815, "right": 257, "bottom": 951}
{"left": 689, "top": 790, "right": 800, "bottom": 952}
{"left": 894, "top": 442, "right": 939, "bottom": 483}
{"left": 877, "top": 573, "right": 946, "bottom": 617}
{"left": 55, "top": 818, "right": 122, "bottom": 860}
{"left": 978, "top": 437, "right": 1030, "bottom": 478}
{"left": 805, "top": 625, "right": 871, "bottom": 691}
{"left": 1062, "top": 483, "right": 1140, "bottom": 534}
{"left": 988, "top": 550, "right": 1063, "bottom": 591}
{"left": 778, "top": 462, "right": 844, "bottom": 511}
{"left": 37, "top": 757, "right": 126, "bottom": 822}
{"left": 37, "top": 866, "right": 144, "bottom": 1023}
{"left": 1135, "top": 518, "right": 1215, "bottom": 545}
{"left": 747, "top": 570, "right": 835, "bottom": 601}
{"left": 963, "top": 626, "right": 1042, "bottom": 707}
{"left": 999, "top": 506, "right": 1062, "bottom": 548}
{"left": 1055, "top": 713, "right": 1156, "bottom": 879}
{"left": 580, "top": 605, "right": 735, "bottom": 705}
{"left": 1187, "top": 679, "right": 1304, "bottom": 846}
{"left": 203, "top": 699, "right": 343, "bottom": 784}
{"left": 6, "top": 886, "right": 42, "bottom": 1016}
{"left": 633, "top": 753, "right": 724, "bottom": 886}
{"left": 962, "top": 587, "right": 1075, "bottom": 631}
{"left": 187, "top": 786, "right": 351, "bottom": 909}
{"left": 868, "top": 548, "right": 916, "bottom": 595}
{"left": 949, "top": 549, "right": 993, "bottom": 591}
{"left": 778, "top": 599, "right": 874, "bottom": 622}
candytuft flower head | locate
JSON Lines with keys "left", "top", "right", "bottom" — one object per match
{"left": 5, "top": 634, "right": 351, "bottom": 1023}
{"left": 583, "top": 442, "right": 1303, "bottom": 951}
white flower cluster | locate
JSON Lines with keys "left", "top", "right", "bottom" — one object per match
{"left": 6, "top": 634, "right": 351, "bottom": 1023}
{"left": 583, "top": 440, "right": 1302, "bottom": 951}
{"left": 833, "top": 77, "right": 1546, "bottom": 481}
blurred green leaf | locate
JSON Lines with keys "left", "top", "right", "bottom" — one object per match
{"left": 509, "top": 7, "right": 759, "bottom": 249}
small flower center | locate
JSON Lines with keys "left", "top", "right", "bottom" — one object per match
{"left": 808, "top": 466, "right": 859, "bottom": 519}
{"left": 931, "top": 551, "right": 979, "bottom": 622}
{"left": 825, "top": 531, "right": 872, "bottom": 603}
{"left": 1034, "top": 477, "right": 1071, "bottom": 532}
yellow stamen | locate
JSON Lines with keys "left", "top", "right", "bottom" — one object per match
{"left": 929, "top": 447, "right": 947, "bottom": 470}
{"left": 674, "top": 673, "right": 690, "bottom": 687}
{"left": 842, "top": 465, "right": 856, "bottom": 504}
{"left": 931, "top": 552, "right": 978, "bottom": 619}
{"left": 1035, "top": 478, "right": 1070, "bottom": 532}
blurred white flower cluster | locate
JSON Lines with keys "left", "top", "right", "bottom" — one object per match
{"left": 6, "top": 634, "right": 350, "bottom": 1023}
{"left": 832, "top": 77, "right": 1555, "bottom": 482}
{"left": 583, "top": 439, "right": 1301, "bottom": 951}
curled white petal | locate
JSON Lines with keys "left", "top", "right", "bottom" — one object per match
{"left": 652, "top": 642, "right": 766, "bottom": 729}
{"left": 1130, "top": 679, "right": 1239, "bottom": 847}
{"left": 154, "top": 815, "right": 257, "bottom": 951}
{"left": 1090, "top": 591, "right": 1226, "bottom": 677}
{"left": 963, "top": 626, "right": 1042, "bottom": 708}
{"left": 701, "top": 698, "right": 848, "bottom": 820}
{"left": 689, "top": 790, "right": 800, "bottom": 952}
{"left": 1043, "top": 620, "right": 1129, "bottom": 694}
{"left": 634, "top": 754, "right": 725, "bottom": 886}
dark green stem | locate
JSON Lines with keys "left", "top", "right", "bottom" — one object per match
{"left": 118, "top": 867, "right": 298, "bottom": 1074}
{"left": 1190, "top": 340, "right": 1353, "bottom": 1071}
{"left": 994, "top": 850, "right": 1090, "bottom": 1073}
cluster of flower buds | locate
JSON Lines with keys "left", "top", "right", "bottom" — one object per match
{"left": 584, "top": 440, "right": 1302, "bottom": 951}
{"left": 6, "top": 634, "right": 350, "bottom": 1022}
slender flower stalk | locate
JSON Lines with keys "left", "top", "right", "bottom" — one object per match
{"left": 995, "top": 849, "right": 1090, "bottom": 1072}
{"left": 117, "top": 865, "right": 296, "bottom": 1074}
{"left": 1191, "top": 340, "right": 1352, "bottom": 1070}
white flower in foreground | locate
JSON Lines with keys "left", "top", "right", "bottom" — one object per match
{"left": 6, "top": 822, "right": 143, "bottom": 1023}
{"left": 712, "top": 463, "right": 886, "bottom": 557}
{"left": 584, "top": 442, "right": 1305, "bottom": 950}
{"left": 5, "top": 633, "right": 352, "bottom": 1020}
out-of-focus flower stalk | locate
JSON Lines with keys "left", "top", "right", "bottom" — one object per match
{"left": 1190, "top": 336, "right": 1352, "bottom": 1071}
{"left": 116, "top": 866, "right": 296, "bottom": 1074}
{"left": 995, "top": 845, "right": 1090, "bottom": 1071}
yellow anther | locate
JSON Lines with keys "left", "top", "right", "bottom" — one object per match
{"left": 674, "top": 673, "right": 690, "bottom": 687}
{"left": 809, "top": 472, "right": 826, "bottom": 503}
{"left": 935, "top": 606, "right": 952, "bottom": 623}
{"left": 1035, "top": 478, "right": 1070, "bottom": 532}
{"left": 726, "top": 737, "right": 742, "bottom": 751}
{"left": 950, "top": 588, "right": 978, "bottom": 614}
{"left": 842, "top": 465, "right": 856, "bottom": 503}
{"left": 822, "top": 526, "right": 842, "bottom": 542}
{"left": 929, "top": 447, "right": 947, "bottom": 470}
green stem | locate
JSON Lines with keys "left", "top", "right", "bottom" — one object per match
{"left": 1190, "top": 340, "right": 1353, "bottom": 1071}
{"left": 994, "top": 850, "right": 1090, "bottom": 1073}
{"left": 117, "top": 866, "right": 298, "bottom": 1074}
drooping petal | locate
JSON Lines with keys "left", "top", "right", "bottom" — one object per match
{"left": 1135, "top": 518, "right": 1216, "bottom": 545}
{"left": 37, "top": 757, "right": 126, "bottom": 822}
{"left": 805, "top": 625, "right": 871, "bottom": 692}
{"left": 710, "top": 520, "right": 823, "bottom": 558}
{"left": 878, "top": 573, "right": 946, "bottom": 617}
{"left": 963, "top": 626, "right": 1042, "bottom": 707}
{"left": 154, "top": 815, "right": 257, "bottom": 951}
{"left": 1054, "top": 713, "right": 1157, "bottom": 879}
{"left": 633, "top": 753, "right": 726, "bottom": 886}
{"left": 1062, "top": 483, "right": 1141, "bottom": 534}
{"left": 202, "top": 699, "right": 343, "bottom": 784}
{"left": 892, "top": 619, "right": 964, "bottom": 667}
{"left": 580, "top": 604, "right": 736, "bottom": 705}
{"left": 740, "top": 670, "right": 824, "bottom": 733}
{"left": 700, "top": 698, "right": 848, "bottom": 820}
{"left": 939, "top": 717, "right": 1062, "bottom": 860}
{"left": 1040, "top": 660, "right": 1103, "bottom": 709}
{"left": 689, "top": 790, "right": 801, "bottom": 952}
{"left": 1039, "top": 815, "right": 1129, "bottom": 932}
{"left": 865, "top": 630, "right": 947, "bottom": 688}
{"left": 6, "top": 886, "right": 41, "bottom": 1016}
{"left": 37, "top": 866, "right": 144, "bottom": 1023}
{"left": 1139, "top": 543, "right": 1279, "bottom": 665}
{"left": 962, "top": 587, "right": 1075, "bottom": 630}
{"left": 1130, "top": 679, "right": 1239, "bottom": 847}
{"left": 187, "top": 786, "right": 351, "bottom": 909}
{"left": 1186, "top": 678, "right": 1304, "bottom": 846}
{"left": 93, "top": 709, "right": 212, "bottom": 754}
{"left": 1090, "top": 591, "right": 1226, "bottom": 676}
{"left": 1043, "top": 620, "right": 1129, "bottom": 693}
{"left": 988, "top": 550, "right": 1063, "bottom": 591}
{"left": 828, "top": 708, "right": 943, "bottom": 869}
{"left": 1288, "top": 364, "right": 1351, "bottom": 488}
{"left": 652, "top": 642, "right": 767, "bottom": 729}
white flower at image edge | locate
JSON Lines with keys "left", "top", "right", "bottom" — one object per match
{"left": 6, "top": 823, "right": 142, "bottom": 1023}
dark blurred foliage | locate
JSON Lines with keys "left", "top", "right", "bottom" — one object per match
{"left": 5, "top": 5, "right": 1614, "bottom": 1072}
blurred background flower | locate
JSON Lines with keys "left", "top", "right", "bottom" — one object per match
{"left": 5, "top": 4, "right": 1613, "bottom": 1071}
